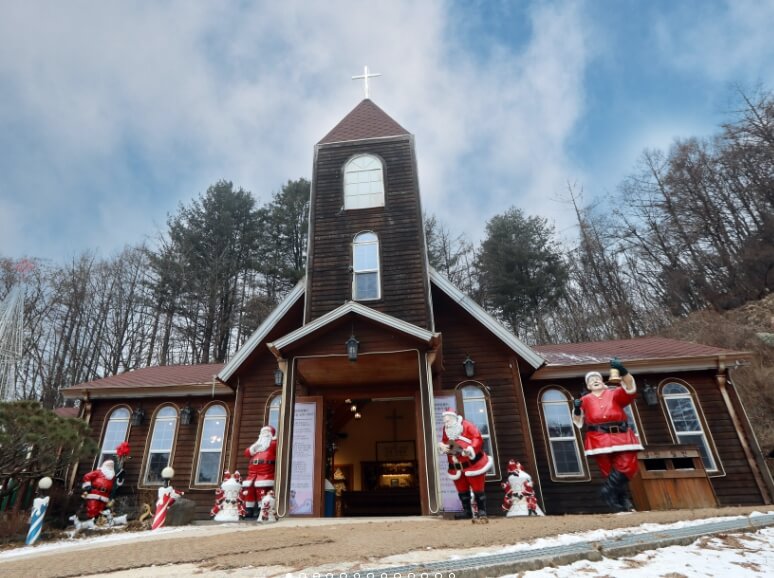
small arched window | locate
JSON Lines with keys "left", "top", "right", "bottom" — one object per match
{"left": 661, "top": 382, "right": 719, "bottom": 472}
{"left": 194, "top": 405, "right": 228, "bottom": 485}
{"left": 344, "top": 154, "right": 384, "bottom": 209}
{"left": 540, "top": 389, "right": 586, "bottom": 479}
{"left": 144, "top": 405, "right": 179, "bottom": 485}
{"left": 459, "top": 384, "right": 498, "bottom": 477}
{"left": 267, "top": 394, "right": 282, "bottom": 432}
{"left": 98, "top": 407, "right": 130, "bottom": 466}
{"left": 352, "top": 231, "right": 381, "bottom": 301}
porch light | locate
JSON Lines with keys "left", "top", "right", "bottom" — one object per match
{"left": 274, "top": 367, "right": 284, "bottom": 387}
{"left": 161, "top": 466, "right": 175, "bottom": 487}
{"left": 463, "top": 355, "right": 476, "bottom": 378}
{"left": 642, "top": 380, "right": 659, "bottom": 407}
{"left": 131, "top": 406, "right": 145, "bottom": 426}
{"left": 180, "top": 403, "right": 195, "bottom": 426}
{"left": 354, "top": 412, "right": 362, "bottom": 420}
{"left": 346, "top": 334, "right": 359, "bottom": 362}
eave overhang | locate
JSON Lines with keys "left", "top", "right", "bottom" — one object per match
{"left": 429, "top": 268, "right": 544, "bottom": 369}
{"left": 62, "top": 382, "right": 234, "bottom": 400}
{"left": 268, "top": 300, "right": 440, "bottom": 357}
{"left": 531, "top": 351, "right": 755, "bottom": 381}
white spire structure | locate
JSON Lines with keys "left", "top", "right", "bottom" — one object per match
{"left": 352, "top": 65, "right": 381, "bottom": 99}
{"left": 0, "top": 260, "right": 32, "bottom": 400}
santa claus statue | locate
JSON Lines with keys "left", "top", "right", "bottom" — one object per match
{"left": 258, "top": 489, "right": 277, "bottom": 523}
{"left": 438, "top": 408, "right": 492, "bottom": 522}
{"left": 501, "top": 459, "right": 544, "bottom": 517}
{"left": 80, "top": 459, "right": 117, "bottom": 520}
{"left": 242, "top": 425, "right": 277, "bottom": 517}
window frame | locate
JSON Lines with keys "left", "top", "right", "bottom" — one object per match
{"left": 191, "top": 402, "right": 230, "bottom": 487}
{"left": 351, "top": 231, "right": 381, "bottom": 301}
{"left": 141, "top": 404, "right": 180, "bottom": 487}
{"left": 265, "top": 392, "right": 282, "bottom": 432}
{"left": 538, "top": 386, "right": 590, "bottom": 482}
{"left": 343, "top": 153, "right": 385, "bottom": 210}
{"left": 659, "top": 379, "right": 724, "bottom": 476}
{"left": 454, "top": 381, "right": 500, "bottom": 480}
{"left": 95, "top": 405, "right": 132, "bottom": 468}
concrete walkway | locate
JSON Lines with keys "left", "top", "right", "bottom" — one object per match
{"left": 349, "top": 512, "right": 774, "bottom": 578}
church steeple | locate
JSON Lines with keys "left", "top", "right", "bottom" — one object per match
{"left": 318, "top": 99, "right": 410, "bottom": 145}
{"left": 305, "top": 99, "right": 432, "bottom": 330}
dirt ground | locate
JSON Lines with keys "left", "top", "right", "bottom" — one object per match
{"left": 2, "top": 506, "right": 771, "bottom": 577}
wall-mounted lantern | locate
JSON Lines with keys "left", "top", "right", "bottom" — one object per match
{"left": 642, "top": 380, "right": 659, "bottom": 407}
{"left": 131, "top": 406, "right": 145, "bottom": 426}
{"left": 346, "top": 334, "right": 359, "bottom": 362}
{"left": 463, "top": 355, "right": 476, "bottom": 378}
{"left": 274, "top": 368, "right": 284, "bottom": 387}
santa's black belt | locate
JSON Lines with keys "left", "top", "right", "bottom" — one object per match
{"left": 587, "top": 422, "right": 628, "bottom": 433}
{"left": 449, "top": 453, "right": 484, "bottom": 470}
{"left": 251, "top": 459, "right": 275, "bottom": 465}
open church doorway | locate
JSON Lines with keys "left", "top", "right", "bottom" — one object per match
{"left": 326, "top": 396, "right": 422, "bottom": 516}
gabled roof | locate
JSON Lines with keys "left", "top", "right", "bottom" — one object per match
{"left": 318, "top": 99, "right": 410, "bottom": 145}
{"left": 62, "top": 363, "right": 228, "bottom": 399}
{"left": 531, "top": 336, "right": 752, "bottom": 380}
{"left": 269, "top": 300, "right": 439, "bottom": 354}
{"left": 429, "top": 268, "right": 545, "bottom": 369}
{"left": 218, "top": 279, "right": 306, "bottom": 382}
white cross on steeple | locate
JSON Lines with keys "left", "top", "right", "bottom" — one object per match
{"left": 352, "top": 65, "right": 382, "bottom": 99}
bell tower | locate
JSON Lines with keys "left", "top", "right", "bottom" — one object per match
{"left": 304, "top": 98, "right": 433, "bottom": 330}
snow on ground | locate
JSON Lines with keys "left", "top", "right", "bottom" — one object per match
{"left": 3, "top": 512, "right": 773, "bottom": 577}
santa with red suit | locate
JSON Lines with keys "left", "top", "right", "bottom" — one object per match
{"left": 438, "top": 408, "right": 493, "bottom": 520}
{"left": 81, "top": 460, "right": 116, "bottom": 520}
{"left": 242, "top": 425, "right": 277, "bottom": 517}
{"left": 573, "top": 358, "right": 643, "bottom": 512}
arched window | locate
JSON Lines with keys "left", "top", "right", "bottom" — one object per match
{"left": 540, "top": 389, "right": 586, "bottom": 479}
{"left": 344, "top": 154, "right": 384, "bottom": 209}
{"left": 194, "top": 404, "right": 228, "bottom": 485}
{"left": 661, "top": 382, "right": 719, "bottom": 472}
{"left": 98, "top": 407, "right": 130, "bottom": 466}
{"left": 352, "top": 231, "right": 380, "bottom": 301}
{"left": 144, "top": 405, "right": 178, "bottom": 484}
{"left": 459, "top": 383, "right": 498, "bottom": 477}
{"left": 266, "top": 394, "right": 282, "bottom": 432}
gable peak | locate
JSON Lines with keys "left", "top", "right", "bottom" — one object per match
{"left": 318, "top": 99, "right": 410, "bottom": 145}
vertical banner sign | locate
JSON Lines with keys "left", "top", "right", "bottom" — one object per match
{"left": 289, "top": 401, "right": 316, "bottom": 515}
{"left": 434, "top": 395, "right": 460, "bottom": 512}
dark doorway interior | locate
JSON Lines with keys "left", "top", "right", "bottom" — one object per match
{"left": 326, "top": 397, "right": 421, "bottom": 516}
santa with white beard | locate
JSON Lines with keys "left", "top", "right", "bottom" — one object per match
{"left": 438, "top": 409, "right": 492, "bottom": 521}
{"left": 81, "top": 459, "right": 116, "bottom": 520}
{"left": 242, "top": 425, "right": 277, "bottom": 517}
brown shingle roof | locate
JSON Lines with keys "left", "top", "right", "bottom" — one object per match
{"left": 533, "top": 336, "right": 738, "bottom": 366}
{"left": 53, "top": 406, "right": 80, "bottom": 418}
{"left": 318, "top": 99, "right": 410, "bottom": 144}
{"left": 66, "top": 363, "right": 224, "bottom": 391}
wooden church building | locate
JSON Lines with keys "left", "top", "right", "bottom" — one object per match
{"left": 63, "top": 98, "right": 774, "bottom": 519}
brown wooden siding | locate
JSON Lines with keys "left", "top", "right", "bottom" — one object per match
{"left": 80, "top": 394, "right": 235, "bottom": 519}
{"left": 307, "top": 137, "right": 431, "bottom": 329}
{"left": 431, "top": 285, "right": 533, "bottom": 508}
{"left": 525, "top": 369, "right": 765, "bottom": 513}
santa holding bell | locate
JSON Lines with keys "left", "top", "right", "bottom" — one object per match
{"left": 242, "top": 425, "right": 277, "bottom": 518}
{"left": 80, "top": 459, "right": 117, "bottom": 520}
{"left": 438, "top": 408, "right": 493, "bottom": 522}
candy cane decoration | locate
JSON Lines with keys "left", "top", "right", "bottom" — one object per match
{"left": 151, "top": 485, "right": 182, "bottom": 530}
{"left": 25, "top": 495, "right": 50, "bottom": 545}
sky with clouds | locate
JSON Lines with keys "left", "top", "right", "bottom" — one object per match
{"left": 1, "top": 0, "right": 773, "bottom": 263}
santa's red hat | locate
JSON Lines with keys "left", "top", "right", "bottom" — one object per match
{"left": 442, "top": 408, "right": 458, "bottom": 418}
{"left": 260, "top": 425, "right": 276, "bottom": 438}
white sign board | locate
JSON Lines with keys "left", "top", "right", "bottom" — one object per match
{"left": 289, "top": 401, "right": 316, "bottom": 515}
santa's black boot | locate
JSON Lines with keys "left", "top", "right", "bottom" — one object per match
{"left": 600, "top": 470, "right": 627, "bottom": 512}
{"left": 456, "top": 492, "right": 473, "bottom": 520}
{"left": 473, "top": 492, "right": 489, "bottom": 524}
{"left": 617, "top": 476, "right": 635, "bottom": 512}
